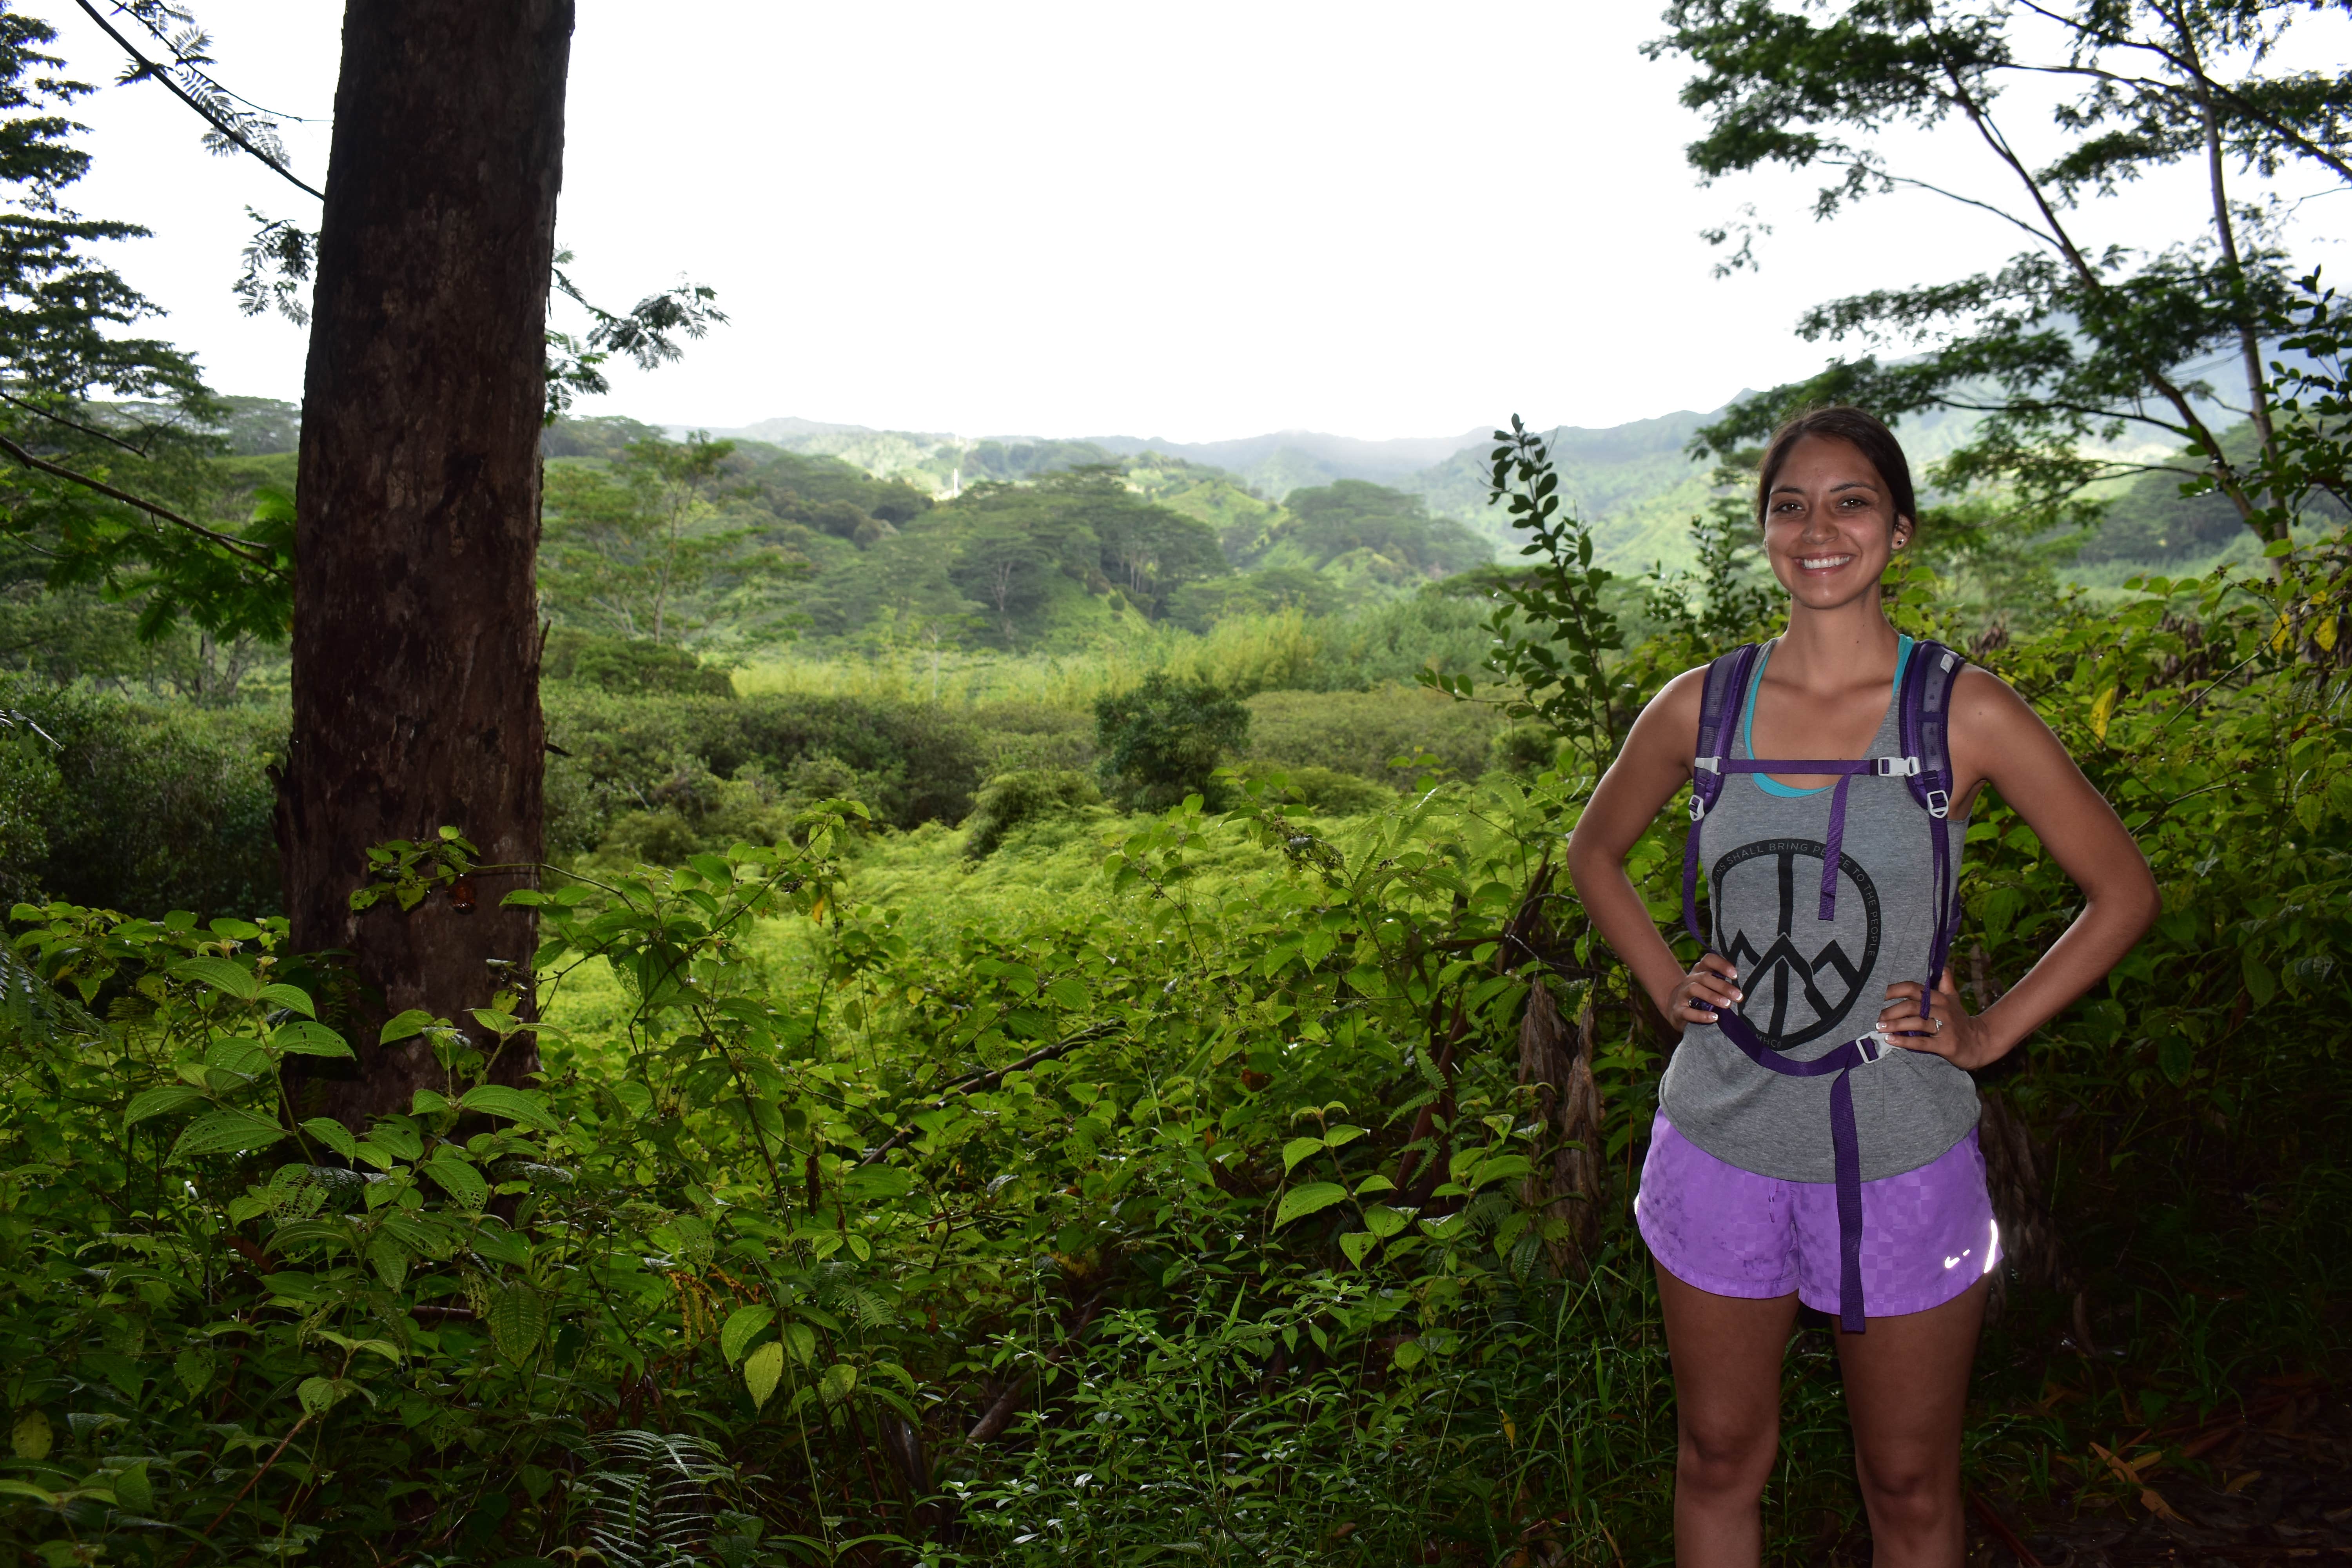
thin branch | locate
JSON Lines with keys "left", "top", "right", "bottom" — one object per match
{"left": 1815, "top": 157, "right": 2065, "bottom": 250}
{"left": 73, "top": 0, "right": 324, "bottom": 201}
{"left": 0, "top": 432, "right": 284, "bottom": 572}
{"left": 172, "top": 1413, "right": 313, "bottom": 1568}
{"left": 0, "top": 387, "right": 153, "bottom": 458}
{"left": 858, "top": 1022, "right": 1121, "bottom": 1167}
{"left": 1928, "top": 38, "right": 2251, "bottom": 523}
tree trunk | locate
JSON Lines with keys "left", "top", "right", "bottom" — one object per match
{"left": 277, "top": 0, "right": 574, "bottom": 1128}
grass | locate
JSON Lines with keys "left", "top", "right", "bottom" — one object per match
{"left": 733, "top": 609, "right": 1329, "bottom": 711}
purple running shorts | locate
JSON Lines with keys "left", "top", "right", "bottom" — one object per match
{"left": 1635, "top": 1114, "right": 2000, "bottom": 1320}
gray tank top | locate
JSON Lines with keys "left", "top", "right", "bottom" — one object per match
{"left": 1657, "top": 636, "right": 1979, "bottom": 1182}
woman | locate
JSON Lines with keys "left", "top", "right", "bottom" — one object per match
{"left": 1566, "top": 407, "right": 2158, "bottom": 1567}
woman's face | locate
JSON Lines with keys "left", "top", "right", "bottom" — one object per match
{"left": 1760, "top": 434, "right": 1911, "bottom": 613}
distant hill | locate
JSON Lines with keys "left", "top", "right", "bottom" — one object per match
{"left": 1081, "top": 428, "right": 1490, "bottom": 494}
{"left": 1402, "top": 411, "right": 1722, "bottom": 568}
{"left": 680, "top": 419, "right": 1499, "bottom": 503}
{"left": 681, "top": 411, "right": 1735, "bottom": 568}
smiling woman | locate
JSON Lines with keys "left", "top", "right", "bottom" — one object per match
{"left": 1567, "top": 406, "right": 2161, "bottom": 1567}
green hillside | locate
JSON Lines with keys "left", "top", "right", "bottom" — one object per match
{"left": 531, "top": 428, "right": 1502, "bottom": 659}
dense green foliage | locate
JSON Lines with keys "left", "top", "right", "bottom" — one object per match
{"left": 1090, "top": 674, "right": 1251, "bottom": 811}
{"left": 7, "top": 5, "right": 2352, "bottom": 1557}
{"left": 7, "top": 502, "right": 2352, "bottom": 1560}
{"left": 0, "top": 673, "right": 279, "bottom": 915}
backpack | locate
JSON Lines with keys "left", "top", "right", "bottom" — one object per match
{"left": 1675, "top": 637, "right": 1968, "bottom": 1332}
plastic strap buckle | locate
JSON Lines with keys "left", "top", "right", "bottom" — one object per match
{"left": 1857, "top": 1029, "right": 1890, "bottom": 1064}
{"left": 1925, "top": 788, "right": 1951, "bottom": 818}
{"left": 1873, "top": 756, "right": 1920, "bottom": 777}
{"left": 1690, "top": 795, "right": 1706, "bottom": 822}
{"left": 1694, "top": 757, "right": 1721, "bottom": 775}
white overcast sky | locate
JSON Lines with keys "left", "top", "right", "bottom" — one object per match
{"left": 32, "top": 2, "right": 2352, "bottom": 444}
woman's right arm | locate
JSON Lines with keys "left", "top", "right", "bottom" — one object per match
{"left": 1566, "top": 668, "right": 1745, "bottom": 1031}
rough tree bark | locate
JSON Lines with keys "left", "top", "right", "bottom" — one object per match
{"left": 277, "top": 0, "right": 575, "bottom": 1127}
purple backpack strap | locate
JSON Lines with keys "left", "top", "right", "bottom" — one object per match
{"left": 1897, "top": 639, "right": 1967, "bottom": 1015}
{"left": 1681, "top": 643, "right": 1763, "bottom": 949}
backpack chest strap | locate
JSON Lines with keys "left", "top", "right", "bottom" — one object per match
{"left": 1693, "top": 755, "right": 1922, "bottom": 920}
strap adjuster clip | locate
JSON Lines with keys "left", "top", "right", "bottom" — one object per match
{"left": 1924, "top": 788, "right": 1951, "bottom": 818}
{"left": 1689, "top": 795, "right": 1706, "bottom": 822}
{"left": 1693, "top": 756, "right": 1721, "bottom": 775}
{"left": 1858, "top": 1029, "right": 1891, "bottom": 1064}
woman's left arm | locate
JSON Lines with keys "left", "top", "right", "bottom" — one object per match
{"left": 1878, "top": 668, "right": 2161, "bottom": 1070}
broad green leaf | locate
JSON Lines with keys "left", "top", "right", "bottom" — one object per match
{"left": 410, "top": 1090, "right": 452, "bottom": 1116}
{"left": 170, "top": 956, "right": 260, "bottom": 1000}
{"left": 201, "top": 1037, "right": 272, "bottom": 1086}
{"left": 379, "top": 1009, "right": 434, "bottom": 1045}
{"left": 1280, "top": 1136, "right": 1326, "bottom": 1174}
{"left": 1322, "top": 1124, "right": 1367, "bottom": 1148}
{"left": 297, "top": 1376, "right": 339, "bottom": 1416}
{"left": 459, "top": 1084, "right": 559, "bottom": 1129}
{"left": 1274, "top": 1181, "right": 1347, "bottom": 1227}
{"left": 364, "top": 1121, "right": 423, "bottom": 1161}
{"left": 112, "top": 1459, "right": 152, "bottom": 1514}
{"left": 421, "top": 1153, "right": 488, "bottom": 1210}
{"left": 2243, "top": 951, "right": 2277, "bottom": 1007}
{"left": 11, "top": 1408, "right": 51, "bottom": 1460}
{"left": 1363, "top": 1203, "right": 1409, "bottom": 1239}
{"left": 720, "top": 1306, "right": 775, "bottom": 1368}
{"left": 174, "top": 1348, "right": 215, "bottom": 1397}
{"left": 257, "top": 983, "right": 316, "bottom": 1017}
{"left": 1354, "top": 1174, "right": 1397, "bottom": 1196}
{"left": 470, "top": 1225, "right": 531, "bottom": 1267}
{"left": 486, "top": 1284, "right": 547, "bottom": 1363}
{"left": 0, "top": 1479, "right": 58, "bottom": 1504}
{"left": 272, "top": 1020, "right": 352, "bottom": 1058}
{"left": 819, "top": 1362, "right": 858, "bottom": 1405}
{"left": 839, "top": 1164, "right": 912, "bottom": 1203}
{"left": 744, "top": 1340, "right": 785, "bottom": 1409}
{"left": 2159, "top": 1033, "right": 2194, "bottom": 1087}
{"left": 1044, "top": 974, "right": 1089, "bottom": 1010}
{"left": 468, "top": 1007, "right": 520, "bottom": 1034}
{"left": 1471, "top": 1154, "right": 1532, "bottom": 1189}
{"left": 366, "top": 1234, "right": 409, "bottom": 1290}
{"left": 170, "top": 1107, "right": 289, "bottom": 1163}
{"left": 124, "top": 1085, "right": 205, "bottom": 1128}
{"left": 1338, "top": 1230, "right": 1378, "bottom": 1266}
{"left": 1392, "top": 1339, "right": 1425, "bottom": 1370}
{"left": 785, "top": 1322, "right": 817, "bottom": 1365}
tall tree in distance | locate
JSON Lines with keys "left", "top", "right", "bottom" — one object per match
{"left": 278, "top": 1, "right": 573, "bottom": 1126}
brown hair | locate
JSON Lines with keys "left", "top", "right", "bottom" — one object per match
{"left": 1754, "top": 407, "right": 1917, "bottom": 533}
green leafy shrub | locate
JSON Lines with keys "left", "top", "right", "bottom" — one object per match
{"left": 1093, "top": 672, "right": 1250, "bottom": 810}
{"left": 1243, "top": 684, "right": 1498, "bottom": 783}
{"left": 967, "top": 700, "right": 1098, "bottom": 775}
{"left": 1250, "top": 762, "right": 1396, "bottom": 816}
{"left": 960, "top": 768, "right": 1104, "bottom": 858}
{"left": 544, "top": 687, "right": 987, "bottom": 840}
{"left": 543, "top": 627, "right": 736, "bottom": 697}
{"left": 0, "top": 676, "right": 282, "bottom": 916}
{"left": 1488, "top": 721, "right": 1560, "bottom": 776}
